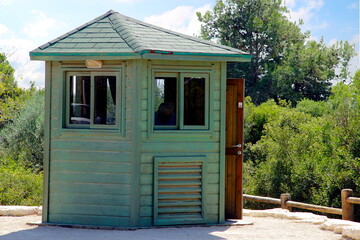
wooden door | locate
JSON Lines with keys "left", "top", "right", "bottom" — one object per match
{"left": 225, "top": 78, "right": 244, "bottom": 219}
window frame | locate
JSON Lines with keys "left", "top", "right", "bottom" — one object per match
{"left": 65, "top": 71, "right": 120, "bottom": 129}
{"left": 153, "top": 71, "right": 210, "bottom": 131}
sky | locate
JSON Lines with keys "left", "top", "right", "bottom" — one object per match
{"left": 0, "top": 0, "right": 359, "bottom": 88}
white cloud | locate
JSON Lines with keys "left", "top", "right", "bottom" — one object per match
{"left": 113, "top": 0, "right": 138, "bottom": 3}
{"left": 0, "top": 21, "right": 45, "bottom": 88}
{"left": 0, "top": 36, "right": 44, "bottom": 88}
{"left": 287, "top": 0, "right": 324, "bottom": 23}
{"left": 349, "top": 34, "right": 360, "bottom": 72}
{"left": 144, "top": 4, "right": 212, "bottom": 37}
{"left": 328, "top": 38, "right": 338, "bottom": 46}
{"left": 0, "top": 24, "right": 12, "bottom": 35}
{"left": 347, "top": 2, "right": 359, "bottom": 9}
{"left": 23, "top": 10, "right": 57, "bottom": 38}
{"left": 1, "top": 10, "right": 65, "bottom": 88}
{"left": 0, "top": 0, "right": 14, "bottom": 6}
{"left": 284, "top": 0, "right": 296, "bottom": 9}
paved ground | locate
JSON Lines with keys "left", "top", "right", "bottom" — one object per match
{"left": 0, "top": 215, "right": 349, "bottom": 240}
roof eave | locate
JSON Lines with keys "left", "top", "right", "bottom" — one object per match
{"left": 29, "top": 51, "right": 141, "bottom": 61}
{"left": 29, "top": 50, "right": 252, "bottom": 62}
{"left": 141, "top": 51, "right": 251, "bottom": 62}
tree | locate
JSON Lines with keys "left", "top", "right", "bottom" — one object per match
{"left": 0, "top": 92, "right": 45, "bottom": 172}
{"left": 198, "top": 0, "right": 356, "bottom": 104}
{"left": 0, "top": 52, "right": 17, "bottom": 89}
{"left": 243, "top": 79, "right": 360, "bottom": 214}
{"left": 272, "top": 40, "right": 355, "bottom": 103}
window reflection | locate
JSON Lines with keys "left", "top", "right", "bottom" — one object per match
{"left": 94, "top": 76, "right": 116, "bottom": 125}
{"left": 154, "top": 77, "right": 177, "bottom": 126}
{"left": 184, "top": 77, "right": 205, "bottom": 125}
{"left": 69, "top": 76, "right": 91, "bottom": 124}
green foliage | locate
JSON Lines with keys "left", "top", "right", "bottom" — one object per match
{"left": 0, "top": 161, "right": 42, "bottom": 206}
{"left": 0, "top": 52, "right": 45, "bottom": 206}
{"left": 244, "top": 77, "right": 360, "bottom": 211}
{"left": 0, "top": 92, "right": 45, "bottom": 172}
{"left": 272, "top": 39, "right": 355, "bottom": 103}
{"left": 198, "top": 0, "right": 356, "bottom": 104}
{"left": 0, "top": 52, "right": 17, "bottom": 89}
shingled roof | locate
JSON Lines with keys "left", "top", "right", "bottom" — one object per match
{"left": 30, "top": 10, "right": 251, "bottom": 61}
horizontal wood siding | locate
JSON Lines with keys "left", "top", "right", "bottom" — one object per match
{"left": 139, "top": 60, "right": 223, "bottom": 225}
{"left": 47, "top": 61, "right": 135, "bottom": 227}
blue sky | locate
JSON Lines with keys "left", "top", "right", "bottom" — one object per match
{"left": 0, "top": 0, "right": 358, "bottom": 87}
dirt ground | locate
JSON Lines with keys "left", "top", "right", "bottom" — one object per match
{"left": 0, "top": 215, "right": 349, "bottom": 240}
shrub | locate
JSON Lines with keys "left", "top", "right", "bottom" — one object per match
{"left": 0, "top": 162, "right": 42, "bottom": 206}
{"left": 0, "top": 92, "right": 44, "bottom": 172}
{"left": 244, "top": 80, "right": 360, "bottom": 214}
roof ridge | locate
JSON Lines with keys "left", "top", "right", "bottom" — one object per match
{"left": 108, "top": 12, "right": 143, "bottom": 53}
{"left": 37, "top": 10, "right": 115, "bottom": 50}
{"left": 113, "top": 12, "right": 246, "bottom": 54}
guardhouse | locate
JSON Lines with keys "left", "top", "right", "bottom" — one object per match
{"left": 30, "top": 10, "right": 250, "bottom": 227}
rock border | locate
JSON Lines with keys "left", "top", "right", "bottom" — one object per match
{"left": 0, "top": 206, "right": 42, "bottom": 216}
{"left": 244, "top": 208, "right": 360, "bottom": 240}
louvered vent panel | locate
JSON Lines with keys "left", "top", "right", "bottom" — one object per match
{"left": 154, "top": 157, "right": 206, "bottom": 225}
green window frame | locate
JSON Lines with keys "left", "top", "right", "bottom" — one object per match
{"left": 65, "top": 71, "right": 120, "bottom": 129}
{"left": 153, "top": 72, "right": 210, "bottom": 130}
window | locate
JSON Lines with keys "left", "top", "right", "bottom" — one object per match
{"left": 154, "top": 72, "right": 209, "bottom": 130}
{"left": 67, "top": 72, "right": 118, "bottom": 128}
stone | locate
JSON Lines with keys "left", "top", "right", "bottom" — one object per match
{"left": 342, "top": 225, "right": 360, "bottom": 240}
{"left": 320, "top": 219, "right": 359, "bottom": 232}
{"left": 0, "top": 206, "right": 39, "bottom": 216}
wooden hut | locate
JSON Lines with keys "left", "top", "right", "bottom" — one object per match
{"left": 30, "top": 10, "right": 251, "bottom": 227}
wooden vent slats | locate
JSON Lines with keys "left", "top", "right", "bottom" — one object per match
{"left": 154, "top": 157, "right": 206, "bottom": 225}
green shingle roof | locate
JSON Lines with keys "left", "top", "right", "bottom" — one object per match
{"left": 30, "top": 10, "right": 251, "bottom": 61}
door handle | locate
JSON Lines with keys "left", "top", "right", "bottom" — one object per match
{"left": 232, "top": 144, "right": 242, "bottom": 148}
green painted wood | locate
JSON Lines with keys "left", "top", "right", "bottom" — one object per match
{"left": 50, "top": 171, "right": 131, "bottom": 184}
{"left": 141, "top": 142, "right": 220, "bottom": 153}
{"left": 140, "top": 196, "right": 152, "bottom": 206}
{"left": 42, "top": 61, "right": 52, "bottom": 223}
{"left": 49, "top": 203, "right": 130, "bottom": 216}
{"left": 50, "top": 161, "right": 131, "bottom": 173}
{"left": 50, "top": 192, "right": 131, "bottom": 205}
{"left": 140, "top": 206, "right": 152, "bottom": 217}
{"left": 50, "top": 140, "right": 131, "bottom": 151}
{"left": 130, "top": 59, "right": 142, "bottom": 226}
{"left": 141, "top": 152, "right": 220, "bottom": 163}
{"left": 50, "top": 182, "right": 131, "bottom": 195}
{"left": 219, "top": 62, "right": 227, "bottom": 223}
{"left": 49, "top": 214, "right": 131, "bottom": 227}
{"left": 138, "top": 217, "right": 152, "bottom": 226}
{"left": 208, "top": 183, "right": 220, "bottom": 194}
{"left": 142, "top": 133, "right": 217, "bottom": 142}
{"left": 50, "top": 150, "right": 131, "bottom": 162}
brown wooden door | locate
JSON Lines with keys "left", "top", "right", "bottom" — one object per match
{"left": 225, "top": 78, "right": 244, "bottom": 219}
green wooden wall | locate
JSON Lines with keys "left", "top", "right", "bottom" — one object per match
{"left": 44, "top": 59, "right": 226, "bottom": 227}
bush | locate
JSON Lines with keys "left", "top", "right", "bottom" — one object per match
{"left": 0, "top": 92, "right": 44, "bottom": 172}
{"left": 0, "top": 162, "right": 42, "bottom": 205}
{"left": 243, "top": 80, "right": 360, "bottom": 215}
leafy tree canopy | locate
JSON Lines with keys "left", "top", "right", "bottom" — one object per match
{"left": 198, "top": 0, "right": 356, "bottom": 104}
{"left": 0, "top": 52, "right": 17, "bottom": 89}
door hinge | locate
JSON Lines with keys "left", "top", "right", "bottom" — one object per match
{"left": 238, "top": 102, "right": 243, "bottom": 108}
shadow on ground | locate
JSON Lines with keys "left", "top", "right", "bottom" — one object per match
{"left": 0, "top": 225, "right": 231, "bottom": 240}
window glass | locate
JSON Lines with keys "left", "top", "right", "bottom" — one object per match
{"left": 94, "top": 76, "right": 116, "bottom": 125}
{"left": 154, "top": 77, "right": 177, "bottom": 126}
{"left": 184, "top": 77, "right": 205, "bottom": 126}
{"left": 69, "top": 75, "right": 91, "bottom": 125}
